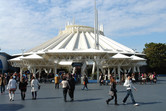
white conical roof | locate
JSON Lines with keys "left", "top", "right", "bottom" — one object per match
{"left": 130, "top": 55, "right": 146, "bottom": 61}
{"left": 112, "top": 53, "right": 131, "bottom": 59}
{"left": 9, "top": 56, "right": 24, "bottom": 61}
{"left": 22, "top": 53, "right": 43, "bottom": 60}
{"left": 26, "top": 25, "right": 136, "bottom": 54}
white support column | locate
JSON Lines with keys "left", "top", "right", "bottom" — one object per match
{"left": 72, "top": 67, "right": 76, "bottom": 74}
{"left": 124, "top": 69, "right": 127, "bottom": 73}
{"left": 133, "top": 66, "right": 136, "bottom": 73}
{"left": 92, "top": 62, "right": 95, "bottom": 74}
{"left": 108, "top": 68, "right": 110, "bottom": 79}
{"left": 117, "top": 66, "right": 121, "bottom": 82}
{"left": 99, "top": 65, "right": 104, "bottom": 74}
{"left": 96, "top": 57, "right": 100, "bottom": 83}
{"left": 54, "top": 64, "right": 57, "bottom": 77}
{"left": 91, "top": 61, "right": 96, "bottom": 79}
{"left": 97, "top": 63, "right": 99, "bottom": 82}
{"left": 69, "top": 66, "right": 72, "bottom": 74}
{"left": 114, "top": 67, "right": 116, "bottom": 77}
{"left": 46, "top": 68, "right": 49, "bottom": 77}
{"left": 20, "top": 67, "right": 23, "bottom": 81}
{"left": 128, "top": 67, "right": 131, "bottom": 73}
{"left": 33, "top": 67, "right": 36, "bottom": 78}
{"left": 81, "top": 62, "right": 87, "bottom": 77}
{"left": 103, "top": 68, "right": 106, "bottom": 75}
{"left": 108, "top": 68, "right": 110, "bottom": 75}
{"left": 39, "top": 68, "right": 41, "bottom": 80}
{"left": 137, "top": 66, "right": 140, "bottom": 73}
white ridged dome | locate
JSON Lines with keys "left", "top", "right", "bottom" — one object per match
{"left": 26, "top": 25, "right": 135, "bottom": 54}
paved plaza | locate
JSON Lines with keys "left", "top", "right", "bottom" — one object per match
{"left": 0, "top": 77, "right": 166, "bottom": 111}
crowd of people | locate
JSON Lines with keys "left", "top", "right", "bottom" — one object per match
{"left": 0, "top": 72, "right": 40, "bottom": 101}
{"left": 54, "top": 73, "right": 88, "bottom": 101}
{"left": 99, "top": 72, "right": 158, "bottom": 86}
{"left": 0, "top": 71, "right": 158, "bottom": 106}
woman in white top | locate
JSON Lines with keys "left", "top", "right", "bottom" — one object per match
{"left": 7, "top": 76, "right": 17, "bottom": 101}
{"left": 61, "top": 76, "right": 69, "bottom": 102}
{"left": 31, "top": 76, "right": 40, "bottom": 100}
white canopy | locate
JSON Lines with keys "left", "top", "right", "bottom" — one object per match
{"left": 130, "top": 55, "right": 146, "bottom": 61}
{"left": 112, "top": 53, "right": 131, "bottom": 59}
{"left": 9, "top": 56, "right": 24, "bottom": 61}
{"left": 21, "top": 53, "right": 43, "bottom": 60}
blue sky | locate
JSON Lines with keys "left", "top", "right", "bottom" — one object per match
{"left": 0, "top": 0, "right": 166, "bottom": 55}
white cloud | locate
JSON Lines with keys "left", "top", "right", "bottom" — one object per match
{"left": 37, "top": 0, "right": 49, "bottom": 4}
{"left": 0, "top": 0, "right": 166, "bottom": 54}
{"left": 98, "top": 0, "right": 166, "bottom": 37}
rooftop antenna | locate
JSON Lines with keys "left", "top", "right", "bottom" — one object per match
{"left": 73, "top": 17, "right": 75, "bottom": 25}
{"left": 67, "top": 21, "right": 70, "bottom": 26}
{"left": 100, "top": 24, "right": 104, "bottom": 32}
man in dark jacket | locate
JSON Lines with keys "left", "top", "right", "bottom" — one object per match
{"left": 68, "top": 74, "right": 75, "bottom": 102}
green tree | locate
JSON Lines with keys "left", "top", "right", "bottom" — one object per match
{"left": 143, "top": 42, "right": 166, "bottom": 73}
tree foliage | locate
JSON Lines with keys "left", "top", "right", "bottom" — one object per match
{"left": 143, "top": 42, "right": 166, "bottom": 73}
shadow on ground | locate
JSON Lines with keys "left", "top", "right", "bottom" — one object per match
{"left": 87, "top": 89, "right": 102, "bottom": 91}
{"left": 25, "top": 96, "right": 62, "bottom": 100}
{"left": 75, "top": 98, "right": 103, "bottom": 102}
{"left": 0, "top": 104, "right": 24, "bottom": 111}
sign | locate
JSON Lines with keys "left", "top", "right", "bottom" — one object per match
{"left": 72, "top": 62, "right": 82, "bottom": 67}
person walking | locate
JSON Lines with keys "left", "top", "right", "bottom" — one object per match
{"left": 31, "top": 76, "right": 40, "bottom": 100}
{"left": 0, "top": 74, "right": 6, "bottom": 94}
{"left": 149, "top": 73, "right": 154, "bottom": 84}
{"left": 68, "top": 74, "right": 75, "bottom": 102}
{"left": 19, "top": 77, "right": 28, "bottom": 100}
{"left": 82, "top": 75, "right": 88, "bottom": 90}
{"left": 106, "top": 77, "right": 119, "bottom": 105}
{"left": 122, "top": 75, "right": 139, "bottom": 106}
{"left": 61, "top": 76, "right": 69, "bottom": 102}
{"left": 54, "top": 74, "right": 60, "bottom": 89}
{"left": 7, "top": 76, "right": 17, "bottom": 101}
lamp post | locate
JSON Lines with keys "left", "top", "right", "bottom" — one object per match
{"left": 20, "top": 49, "right": 25, "bottom": 81}
{"left": 133, "top": 49, "right": 137, "bottom": 55}
{"left": 21, "top": 49, "right": 25, "bottom": 56}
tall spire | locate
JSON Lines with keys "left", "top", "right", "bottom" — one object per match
{"left": 96, "top": 9, "right": 99, "bottom": 50}
{"left": 94, "top": 0, "right": 99, "bottom": 50}
{"left": 94, "top": 0, "right": 96, "bottom": 49}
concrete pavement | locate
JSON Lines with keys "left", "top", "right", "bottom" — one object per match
{"left": 0, "top": 77, "right": 166, "bottom": 111}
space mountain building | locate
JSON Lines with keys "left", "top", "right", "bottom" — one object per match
{"left": 9, "top": 24, "right": 146, "bottom": 82}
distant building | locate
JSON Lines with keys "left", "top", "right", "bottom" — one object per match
{"left": 0, "top": 52, "right": 18, "bottom": 73}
